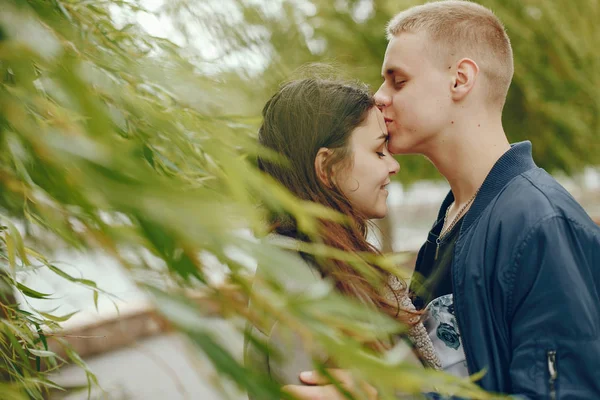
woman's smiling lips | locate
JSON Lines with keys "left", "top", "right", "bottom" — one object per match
{"left": 381, "top": 181, "right": 391, "bottom": 194}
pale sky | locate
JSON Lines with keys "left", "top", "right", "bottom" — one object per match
{"left": 108, "top": 0, "right": 374, "bottom": 76}
{"left": 109, "top": 0, "right": 287, "bottom": 75}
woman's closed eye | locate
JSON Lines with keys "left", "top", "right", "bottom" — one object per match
{"left": 376, "top": 134, "right": 389, "bottom": 158}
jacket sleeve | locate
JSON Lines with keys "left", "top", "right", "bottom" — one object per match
{"left": 244, "top": 320, "right": 324, "bottom": 396}
{"left": 268, "top": 320, "right": 325, "bottom": 386}
{"left": 244, "top": 253, "right": 327, "bottom": 399}
{"left": 504, "top": 215, "right": 600, "bottom": 399}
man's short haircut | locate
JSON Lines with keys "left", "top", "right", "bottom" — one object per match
{"left": 387, "top": 0, "right": 514, "bottom": 108}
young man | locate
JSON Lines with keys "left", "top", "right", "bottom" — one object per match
{"left": 284, "top": 1, "right": 600, "bottom": 399}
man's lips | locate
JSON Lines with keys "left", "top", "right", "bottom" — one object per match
{"left": 384, "top": 117, "right": 393, "bottom": 125}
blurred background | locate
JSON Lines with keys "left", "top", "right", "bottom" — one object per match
{"left": 0, "top": 0, "right": 598, "bottom": 399}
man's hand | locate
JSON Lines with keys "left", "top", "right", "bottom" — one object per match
{"left": 282, "top": 369, "right": 378, "bottom": 400}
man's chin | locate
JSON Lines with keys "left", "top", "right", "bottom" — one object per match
{"left": 389, "top": 145, "right": 418, "bottom": 155}
{"left": 388, "top": 137, "right": 424, "bottom": 155}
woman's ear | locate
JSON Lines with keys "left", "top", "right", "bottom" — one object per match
{"left": 315, "top": 147, "right": 333, "bottom": 186}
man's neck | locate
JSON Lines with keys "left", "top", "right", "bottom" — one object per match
{"left": 426, "top": 123, "right": 511, "bottom": 206}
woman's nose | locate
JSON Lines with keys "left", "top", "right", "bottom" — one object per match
{"left": 388, "top": 157, "right": 400, "bottom": 175}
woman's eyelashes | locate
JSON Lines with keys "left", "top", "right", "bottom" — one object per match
{"left": 376, "top": 135, "right": 389, "bottom": 157}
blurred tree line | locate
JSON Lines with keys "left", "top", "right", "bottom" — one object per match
{"left": 0, "top": 0, "right": 597, "bottom": 399}
{"left": 223, "top": 0, "right": 599, "bottom": 182}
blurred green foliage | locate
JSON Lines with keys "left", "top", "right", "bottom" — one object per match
{"left": 0, "top": 0, "right": 597, "bottom": 399}
{"left": 219, "top": 0, "right": 600, "bottom": 182}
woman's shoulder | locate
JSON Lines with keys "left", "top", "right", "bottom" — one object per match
{"left": 253, "top": 233, "right": 324, "bottom": 293}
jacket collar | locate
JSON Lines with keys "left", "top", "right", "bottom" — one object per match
{"left": 434, "top": 141, "right": 538, "bottom": 235}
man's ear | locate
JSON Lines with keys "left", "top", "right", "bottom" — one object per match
{"left": 315, "top": 147, "right": 333, "bottom": 186}
{"left": 451, "top": 58, "right": 479, "bottom": 101}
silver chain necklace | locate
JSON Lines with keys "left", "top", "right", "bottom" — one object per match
{"left": 434, "top": 188, "right": 480, "bottom": 260}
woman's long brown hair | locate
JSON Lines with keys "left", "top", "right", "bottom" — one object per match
{"left": 258, "top": 78, "right": 415, "bottom": 329}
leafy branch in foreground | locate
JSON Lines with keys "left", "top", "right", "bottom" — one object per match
{"left": 4, "top": 0, "right": 591, "bottom": 398}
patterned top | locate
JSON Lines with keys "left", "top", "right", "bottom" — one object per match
{"left": 422, "top": 294, "right": 468, "bottom": 377}
{"left": 384, "top": 274, "right": 442, "bottom": 370}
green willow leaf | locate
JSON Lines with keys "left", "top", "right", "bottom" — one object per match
{"left": 37, "top": 311, "right": 77, "bottom": 323}
{"left": 26, "top": 348, "right": 55, "bottom": 358}
{"left": 15, "top": 283, "right": 52, "bottom": 300}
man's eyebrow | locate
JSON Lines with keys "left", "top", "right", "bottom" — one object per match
{"left": 381, "top": 67, "right": 407, "bottom": 78}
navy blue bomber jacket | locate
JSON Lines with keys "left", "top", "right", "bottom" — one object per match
{"left": 415, "top": 142, "right": 600, "bottom": 399}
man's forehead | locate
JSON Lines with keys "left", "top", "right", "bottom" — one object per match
{"left": 381, "top": 34, "right": 428, "bottom": 75}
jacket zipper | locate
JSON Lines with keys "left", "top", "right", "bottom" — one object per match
{"left": 547, "top": 350, "right": 557, "bottom": 400}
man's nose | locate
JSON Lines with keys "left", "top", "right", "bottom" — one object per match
{"left": 374, "top": 86, "right": 391, "bottom": 109}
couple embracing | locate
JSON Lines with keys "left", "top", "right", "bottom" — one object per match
{"left": 245, "top": 1, "right": 600, "bottom": 399}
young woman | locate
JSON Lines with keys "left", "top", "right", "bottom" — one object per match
{"left": 244, "top": 78, "right": 440, "bottom": 396}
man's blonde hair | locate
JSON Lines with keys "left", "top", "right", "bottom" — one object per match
{"left": 387, "top": 0, "right": 513, "bottom": 108}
